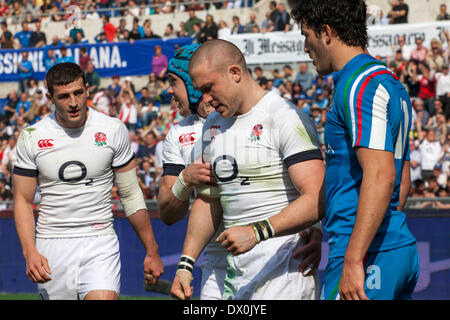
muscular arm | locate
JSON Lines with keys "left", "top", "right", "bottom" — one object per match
{"left": 157, "top": 175, "right": 190, "bottom": 225}
{"left": 158, "top": 163, "right": 216, "bottom": 225}
{"left": 14, "top": 174, "right": 52, "bottom": 283}
{"left": 398, "top": 160, "right": 411, "bottom": 211}
{"left": 171, "top": 195, "right": 223, "bottom": 300}
{"left": 339, "top": 148, "right": 396, "bottom": 300}
{"left": 115, "top": 159, "right": 163, "bottom": 285}
{"left": 217, "top": 158, "right": 325, "bottom": 256}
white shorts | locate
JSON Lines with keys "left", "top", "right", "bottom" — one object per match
{"left": 200, "top": 250, "right": 228, "bottom": 300}
{"left": 36, "top": 234, "right": 121, "bottom": 300}
{"left": 222, "top": 233, "right": 318, "bottom": 300}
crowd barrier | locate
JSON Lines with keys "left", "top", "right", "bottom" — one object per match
{"left": 0, "top": 201, "right": 448, "bottom": 299}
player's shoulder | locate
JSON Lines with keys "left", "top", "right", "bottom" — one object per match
{"left": 88, "top": 108, "right": 123, "bottom": 130}
{"left": 262, "top": 91, "right": 309, "bottom": 122}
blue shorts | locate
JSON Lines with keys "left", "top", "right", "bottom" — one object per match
{"left": 321, "top": 243, "right": 420, "bottom": 300}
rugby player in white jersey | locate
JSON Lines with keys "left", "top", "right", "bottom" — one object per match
{"left": 170, "top": 40, "right": 325, "bottom": 300}
{"left": 13, "top": 62, "right": 164, "bottom": 300}
{"left": 158, "top": 43, "right": 227, "bottom": 300}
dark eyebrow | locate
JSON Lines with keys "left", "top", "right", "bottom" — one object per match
{"left": 199, "top": 82, "right": 213, "bottom": 92}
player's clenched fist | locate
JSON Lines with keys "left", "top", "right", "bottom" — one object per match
{"left": 25, "top": 250, "right": 52, "bottom": 284}
{"left": 171, "top": 270, "right": 194, "bottom": 300}
{"left": 182, "top": 164, "right": 217, "bottom": 187}
{"left": 216, "top": 226, "right": 258, "bottom": 256}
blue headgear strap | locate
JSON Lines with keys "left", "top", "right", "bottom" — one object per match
{"left": 168, "top": 43, "right": 202, "bottom": 114}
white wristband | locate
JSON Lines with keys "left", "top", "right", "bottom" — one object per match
{"left": 171, "top": 170, "right": 192, "bottom": 201}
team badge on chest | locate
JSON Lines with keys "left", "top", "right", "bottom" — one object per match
{"left": 249, "top": 124, "right": 263, "bottom": 142}
{"left": 94, "top": 132, "right": 107, "bottom": 147}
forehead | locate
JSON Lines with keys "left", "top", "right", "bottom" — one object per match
{"left": 190, "top": 60, "right": 218, "bottom": 87}
{"left": 52, "top": 78, "right": 85, "bottom": 95}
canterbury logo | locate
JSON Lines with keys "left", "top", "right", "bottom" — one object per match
{"left": 179, "top": 132, "right": 196, "bottom": 145}
{"left": 38, "top": 139, "right": 54, "bottom": 149}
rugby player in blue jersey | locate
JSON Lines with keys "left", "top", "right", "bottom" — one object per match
{"left": 288, "top": 0, "right": 419, "bottom": 300}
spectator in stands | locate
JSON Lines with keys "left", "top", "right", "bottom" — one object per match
{"left": 261, "top": 11, "right": 274, "bottom": 33}
{"left": 268, "top": 1, "right": 279, "bottom": 26}
{"left": 138, "top": 87, "right": 158, "bottom": 128}
{"left": 218, "top": 20, "right": 231, "bottom": 40}
{"left": 43, "top": 48, "right": 57, "bottom": 71}
{"left": 29, "top": 21, "right": 46, "bottom": 48}
{"left": 116, "top": 18, "right": 128, "bottom": 41}
{"left": 313, "top": 89, "right": 329, "bottom": 110}
{"left": 392, "top": 35, "right": 412, "bottom": 61}
{"left": 254, "top": 66, "right": 268, "bottom": 88}
{"left": 79, "top": 47, "right": 92, "bottom": 72}
{"left": 244, "top": 13, "right": 259, "bottom": 33}
{"left": 57, "top": 46, "right": 75, "bottom": 64}
{"left": 410, "top": 138, "right": 422, "bottom": 183}
{"left": 1, "top": 136, "right": 16, "bottom": 182}
{"left": 388, "top": 0, "right": 409, "bottom": 24}
{"left": 109, "top": 75, "right": 122, "bottom": 97}
{"left": 200, "top": 14, "right": 218, "bottom": 42}
{"left": 0, "top": 21, "right": 14, "bottom": 49}
{"left": 417, "top": 62, "right": 437, "bottom": 114}
{"left": 0, "top": 0, "right": 8, "bottom": 17}
{"left": 294, "top": 62, "right": 314, "bottom": 92}
{"left": 49, "top": 35, "right": 64, "bottom": 48}
{"left": 85, "top": 3, "right": 100, "bottom": 20}
{"left": 14, "top": 21, "right": 32, "bottom": 49}
{"left": 436, "top": 63, "right": 450, "bottom": 106}
{"left": 191, "top": 22, "right": 202, "bottom": 44}
{"left": 118, "top": 81, "right": 138, "bottom": 131}
{"left": 16, "top": 51, "right": 33, "bottom": 94}
{"left": 0, "top": 177, "right": 12, "bottom": 202}
{"left": 151, "top": 45, "right": 168, "bottom": 81}
{"left": 102, "top": 14, "right": 117, "bottom": 42}
{"left": 410, "top": 37, "right": 429, "bottom": 63}
{"left": 433, "top": 163, "right": 448, "bottom": 188}
{"left": 50, "top": 3, "right": 63, "bottom": 22}
{"left": 128, "top": 19, "right": 142, "bottom": 42}
{"left": 226, "top": 0, "right": 242, "bottom": 8}
{"left": 136, "top": 130, "right": 158, "bottom": 165}
{"left": 231, "top": 15, "right": 245, "bottom": 34}
{"left": 85, "top": 61, "right": 100, "bottom": 94}
{"left": 426, "top": 39, "right": 445, "bottom": 72}
{"left": 91, "top": 88, "right": 115, "bottom": 116}
{"left": 68, "top": 24, "right": 86, "bottom": 45}
{"left": 389, "top": 49, "right": 407, "bottom": 78}
{"left": 437, "top": 3, "right": 449, "bottom": 21}
{"left": 282, "top": 65, "right": 295, "bottom": 82}
{"left": 402, "top": 60, "right": 420, "bottom": 97}
{"left": 414, "top": 98, "right": 430, "bottom": 126}
{"left": 274, "top": 2, "right": 290, "bottom": 32}
{"left": 35, "top": 89, "right": 48, "bottom": 108}
{"left": 184, "top": 9, "right": 203, "bottom": 36}
{"left": 418, "top": 128, "right": 444, "bottom": 180}
{"left": 142, "top": 23, "right": 161, "bottom": 39}
{"left": 163, "top": 23, "right": 177, "bottom": 39}
{"left": 176, "top": 21, "right": 188, "bottom": 37}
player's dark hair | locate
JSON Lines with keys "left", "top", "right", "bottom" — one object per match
{"left": 46, "top": 62, "right": 87, "bottom": 96}
{"left": 288, "top": 0, "right": 368, "bottom": 49}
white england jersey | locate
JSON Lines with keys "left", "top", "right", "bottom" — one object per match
{"left": 202, "top": 91, "right": 322, "bottom": 228}
{"left": 14, "top": 109, "right": 135, "bottom": 238}
{"left": 162, "top": 113, "right": 224, "bottom": 253}
{"left": 162, "top": 113, "right": 205, "bottom": 170}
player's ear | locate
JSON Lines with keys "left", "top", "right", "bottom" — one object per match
{"left": 321, "top": 24, "right": 333, "bottom": 45}
{"left": 229, "top": 64, "right": 242, "bottom": 83}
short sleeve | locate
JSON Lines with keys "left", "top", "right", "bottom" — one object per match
{"left": 111, "top": 121, "right": 135, "bottom": 168}
{"left": 275, "top": 104, "right": 322, "bottom": 168}
{"left": 13, "top": 129, "right": 38, "bottom": 177}
{"left": 161, "top": 125, "right": 185, "bottom": 176}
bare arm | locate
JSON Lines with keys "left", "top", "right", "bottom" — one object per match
{"left": 158, "top": 163, "right": 216, "bottom": 225}
{"left": 13, "top": 174, "right": 52, "bottom": 284}
{"left": 115, "top": 159, "right": 163, "bottom": 285}
{"left": 398, "top": 160, "right": 411, "bottom": 212}
{"left": 171, "top": 195, "right": 223, "bottom": 300}
{"left": 217, "top": 158, "right": 325, "bottom": 256}
{"left": 339, "top": 148, "right": 396, "bottom": 300}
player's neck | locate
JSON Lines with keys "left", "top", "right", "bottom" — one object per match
{"left": 236, "top": 80, "right": 266, "bottom": 116}
{"left": 332, "top": 45, "right": 368, "bottom": 72}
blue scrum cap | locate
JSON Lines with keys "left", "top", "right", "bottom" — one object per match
{"left": 168, "top": 43, "right": 202, "bottom": 114}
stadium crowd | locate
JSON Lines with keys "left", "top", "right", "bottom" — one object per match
{"left": 0, "top": 0, "right": 449, "bottom": 210}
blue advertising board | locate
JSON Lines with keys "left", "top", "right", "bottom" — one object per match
{"left": 0, "top": 212, "right": 448, "bottom": 299}
{"left": 0, "top": 38, "right": 193, "bottom": 82}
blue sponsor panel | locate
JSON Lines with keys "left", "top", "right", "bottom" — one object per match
{"left": 0, "top": 38, "right": 193, "bottom": 82}
{"left": 0, "top": 213, "right": 448, "bottom": 299}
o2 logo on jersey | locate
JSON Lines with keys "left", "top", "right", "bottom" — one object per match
{"left": 179, "top": 132, "right": 196, "bottom": 146}
{"left": 212, "top": 155, "right": 250, "bottom": 186}
{"left": 37, "top": 139, "right": 54, "bottom": 150}
{"left": 58, "top": 161, "right": 93, "bottom": 186}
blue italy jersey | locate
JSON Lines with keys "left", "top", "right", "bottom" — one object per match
{"left": 324, "top": 54, "right": 416, "bottom": 258}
